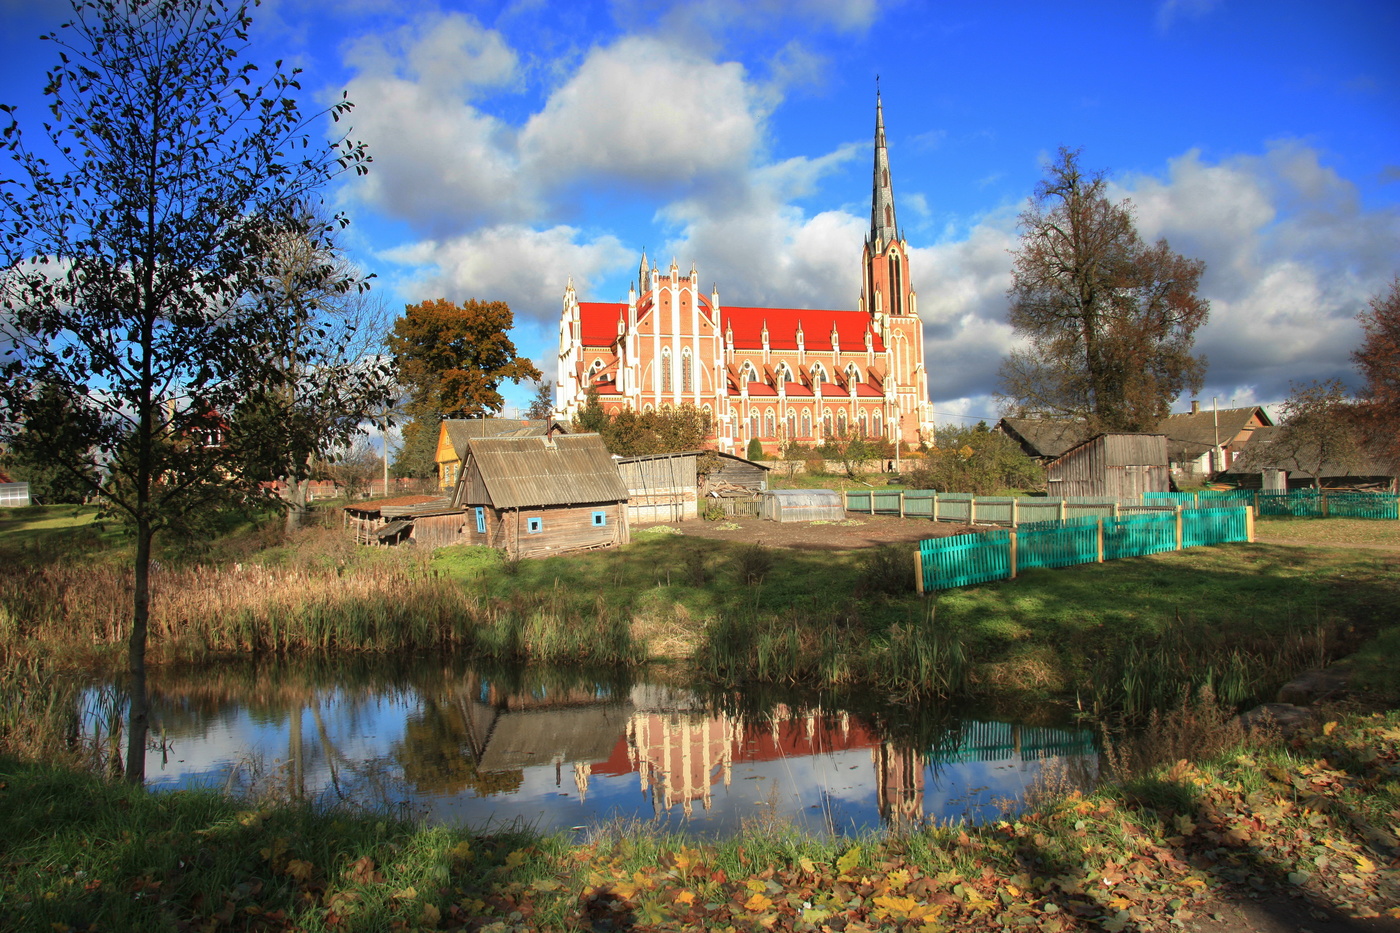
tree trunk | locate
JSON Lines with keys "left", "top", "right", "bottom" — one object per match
{"left": 125, "top": 524, "right": 152, "bottom": 785}
{"left": 282, "top": 476, "right": 311, "bottom": 534}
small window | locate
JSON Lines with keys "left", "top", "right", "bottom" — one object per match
{"left": 592, "top": 510, "right": 607, "bottom": 527}
{"left": 475, "top": 507, "right": 485, "bottom": 534}
{"left": 527, "top": 517, "right": 542, "bottom": 534}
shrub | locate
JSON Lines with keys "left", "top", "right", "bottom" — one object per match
{"left": 733, "top": 542, "right": 773, "bottom": 585}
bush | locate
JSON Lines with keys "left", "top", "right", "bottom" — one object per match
{"left": 857, "top": 544, "right": 913, "bottom": 596}
{"left": 746, "top": 438, "right": 765, "bottom": 461}
{"left": 733, "top": 542, "right": 773, "bottom": 585}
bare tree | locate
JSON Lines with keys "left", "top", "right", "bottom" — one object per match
{"left": 0, "top": 0, "right": 368, "bottom": 782}
{"left": 1353, "top": 276, "right": 1400, "bottom": 471}
{"left": 998, "top": 148, "right": 1209, "bottom": 432}
{"left": 1239, "top": 380, "right": 1362, "bottom": 488}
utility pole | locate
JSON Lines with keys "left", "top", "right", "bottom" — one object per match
{"left": 1212, "top": 396, "right": 1221, "bottom": 473}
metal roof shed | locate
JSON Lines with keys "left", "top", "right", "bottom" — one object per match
{"left": 762, "top": 488, "right": 844, "bottom": 522}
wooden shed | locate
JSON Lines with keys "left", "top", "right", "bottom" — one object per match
{"left": 615, "top": 450, "right": 770, "bottom": 524}
{"left": 1045, "top": 434, "right": 1170, "bottom": 499}
{"left": 450, "top": 433, "right": 630, "bottom": 558}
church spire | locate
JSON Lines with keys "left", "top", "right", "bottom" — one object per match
{"left": 869, "top": 91, "right": 898, "bottom": 252}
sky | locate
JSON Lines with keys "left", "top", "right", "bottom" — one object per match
{"left": 2, "top": 0, "right": 1398, "bottom": 425}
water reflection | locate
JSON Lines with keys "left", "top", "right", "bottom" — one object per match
{"left": 119, "top": 658, "right": 1097, "bottom": 837}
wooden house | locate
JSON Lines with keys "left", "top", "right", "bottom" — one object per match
{"left": 435, "top": 417, "right": 569, "bottom": 491}
{"left": 1156, "top": 403, "right": 1272, "bottom": 479}
{"left": 1224, "top": 425, "right": 1398, "bottom": 491}
{"left": 450, "top": 433, "right": 630, "bottom": 558}
{"left": 615, "top": 450, "right": 769, "bottom": 524}
{"left": 1045, "top": 434, "right": 1170, "bottom": 499}
{"left": 994, "top": 418, "right": 1090, "bottom": 464}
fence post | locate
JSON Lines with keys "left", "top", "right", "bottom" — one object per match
{"left": 933, "top": 495, "right": 940, "bottom": 523}
{"left": 1011, "top": 498, "right": 1019, "bottom": 527}
{"left": 1175, "top": 503, "right": 1184, "bottom": 551}
{"left": 844, "top": 491, "right": 850, "bottom": 511}
{"left": 899, "top": 492, "right": 905, "bottom": 519}
{"left": 1059, "top": 498, "right": 1067, "bottom": 521}
{"left": 870, "top": 493, "right": 876, "bottom": 516}
{"left": 914, "top": 549, "right": 924, "bottom": 595}
{"left": 1247, "top": 505, "right": 1255, "bottom": 543}
{"left": 1096, "top": 519, "right": 1105, "bottom": 563}
{"left": 1322, "top": 491, "right": 1330, "bottom": 519}
{"left": 1112, "top": 502, "right": 1120, "bottom": 521}
{"left": 1254, "top": 491, "right": 1259, "bottom": 514}
{"left": 1009, "top": 531, "right": 1018, "bottom": 579}
{"left": 969, "top": 498, "right": 977, "bottom": 526}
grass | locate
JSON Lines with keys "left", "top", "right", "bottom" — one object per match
{"left": 1255, "top": 514, "right": 1400, "bottom": 547}
{"left": 4, "top": 504, "right": 1399, "bottom": 715}
{"left": 3, "top": 707, "right": 1398, "bottom": 931}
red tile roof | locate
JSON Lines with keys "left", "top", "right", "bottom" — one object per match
{"left": 579, "top": 302, "right": 625, "bottom": 346}
{"left": 724, "top": 306, "right": 883, "bottom": 352}
{"left": 576, "top": 302, "right": 884, "bottom": 352}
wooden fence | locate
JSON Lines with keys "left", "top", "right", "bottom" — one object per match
{"left": 1145, "top": 490, "right": 1400, "bottom": 520}
{"left": 915, "top": 507, "right": 1254, "bottom": 593}
{"left": 849, "top": 488, "right": 1400, "bottom": 525}
{"left": 844, "top": 490, "right": 1171, "bottom": 525}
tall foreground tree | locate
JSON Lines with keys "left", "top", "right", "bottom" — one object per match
{"left": 0, "top": 0, "right": 369, "bottom": 782}
{"left": 1353, "top": 276, "right": 1400, "bottom": 469}
{"left": 999, "top": 148, "right": 1210, "bottom": 432}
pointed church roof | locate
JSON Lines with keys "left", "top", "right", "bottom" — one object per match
{"left": 869, "top": 92, "right": 899, "bottom": 251}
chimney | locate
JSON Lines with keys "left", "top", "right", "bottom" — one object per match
{"left": 1190, "top": 400, "right": 1200, "bottom": 415}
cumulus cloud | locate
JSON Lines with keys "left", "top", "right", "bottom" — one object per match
{"left": 381, "top": 224, "right": 632, "bottom": 324}
{"left": 1118, "top": 143, "right": 1400, "bottom": 404}
{"left": 520, "top": 36, "right": 763, "bottom": 194}
{"left": 341, "top": 13, "right": 528, "bottom": 231}
{"left": 608, "top": 0, "right": 880, "bottom": 39}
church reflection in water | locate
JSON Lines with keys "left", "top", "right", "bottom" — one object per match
{"left": 135, "top": 662, "right": 1099, "bottom": 834}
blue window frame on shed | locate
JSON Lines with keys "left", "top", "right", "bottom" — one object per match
{"left": 474, "top": 507, "right": 485, "bottom": 534}
{"left": 526, "top": 517, "right": 542, "bottom": 534}
{"left": 592, "top": 510, "right": 607, "bottom": 527}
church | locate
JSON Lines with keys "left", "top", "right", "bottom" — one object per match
{"left": 555, "top": 97, "right": 933, "bottom": 455}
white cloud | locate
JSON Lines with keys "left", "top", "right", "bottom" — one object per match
{"left": 520, "top": 36, "right": 764, "bottom": 193}
{"left": 1155, "top": 0, "right": 1223, "bottom": 33}
{"left": 381, "top": 225, "right": 633, "bottom": 325}
{"left": 608, "top": 0, "right": 880, "bottom": 38}
{"left": 341, "top": 14, "right": 528, "bottom": 231}
{"left": 1118, "top": 143, "right": 1400, "bottom": 404}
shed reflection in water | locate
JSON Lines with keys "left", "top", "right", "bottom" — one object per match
{"left": 125, "top": 657, "right": 1097, "bottom": 837}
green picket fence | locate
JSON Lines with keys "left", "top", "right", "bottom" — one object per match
{"left": 1145, "top": 489, "right": 1399, "bottom": 519}
{"left": 917, "top": 506, "right": 1252, "bottom": 592}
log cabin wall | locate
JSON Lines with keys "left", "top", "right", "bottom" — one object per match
{"left": 499, "top": 502, "right": 629, "bottom": 558}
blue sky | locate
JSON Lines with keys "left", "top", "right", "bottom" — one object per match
{"left": 3, "top": 0, "right": 1397, "bottom": 424}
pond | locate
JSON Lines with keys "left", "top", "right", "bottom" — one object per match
{"left": 92, "top": 657, "right": 1098, "bottom": 838}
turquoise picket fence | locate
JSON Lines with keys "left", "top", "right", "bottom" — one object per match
{"left": 918, "top": 531, "right": 1010, "bottom": 589}
{"left": 1181, "top": 507, "right": 1250, "bottom": 548}
{"left": 917, "top": 507, "right": 1251, "bottom": 592}
{"left": 1145, "top": 489, "right": 1399, "bottom": 519}
{"left": 1016, "top": 520, "right": 1100, "bottom": 571}
{"left": 1103, "top": 513, "right": 1178, "bottom": 560}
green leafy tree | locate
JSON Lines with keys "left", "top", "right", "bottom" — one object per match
{"left": 525, "top": 378, "right": 555, "bottom": 420}
{"left": 907, "top": 424, "right": 1044, "bottom": 494}
{"left": 999, "top": 148, "right": 1209, "bottom": 432}
{"left": 746, "top": 438, "right": 765, "bottom": 461}
{"left": 570, "top": 390, "right": 711, "bottom": 456}
{"left": 0, "top": 0, "right": 368, "bottom": 782}
{"left": 0, "top": 385, "right": 100, "bottom": 503}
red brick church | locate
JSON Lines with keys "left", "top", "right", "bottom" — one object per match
{"left": 555, "top": 96, "right": 933, "bottom": 454}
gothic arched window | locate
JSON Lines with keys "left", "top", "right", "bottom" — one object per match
{"left": 750, "top": 411, "right": 760, "bottom": 438}
{"left": 802, "top": 411, "right": 811, "bottom": 438}
{"left": 859, "top": 412, "right": 869, "bottom": 437}
{"left": 811, "top": 363, "right": 828, "bottom": 384}
{"left": 837, "top": 410, "right": 848, "bottom": 436}
{"left": 822, "top": 411, "right": 833, "bottom": 437}
{"left": 764, "top": 411, "right": 774, "bottom": 438}
{"left": 661, "top": 347, "right": 673, "bottom": 393}
{"left": 786, "top": 411, "right": 796, "bottom": 440}
{"left": 873, "top": 411, "right": 882, "bottom": 438}
{"left": 681, "top": 347, "right": 693, "bottom": 393}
